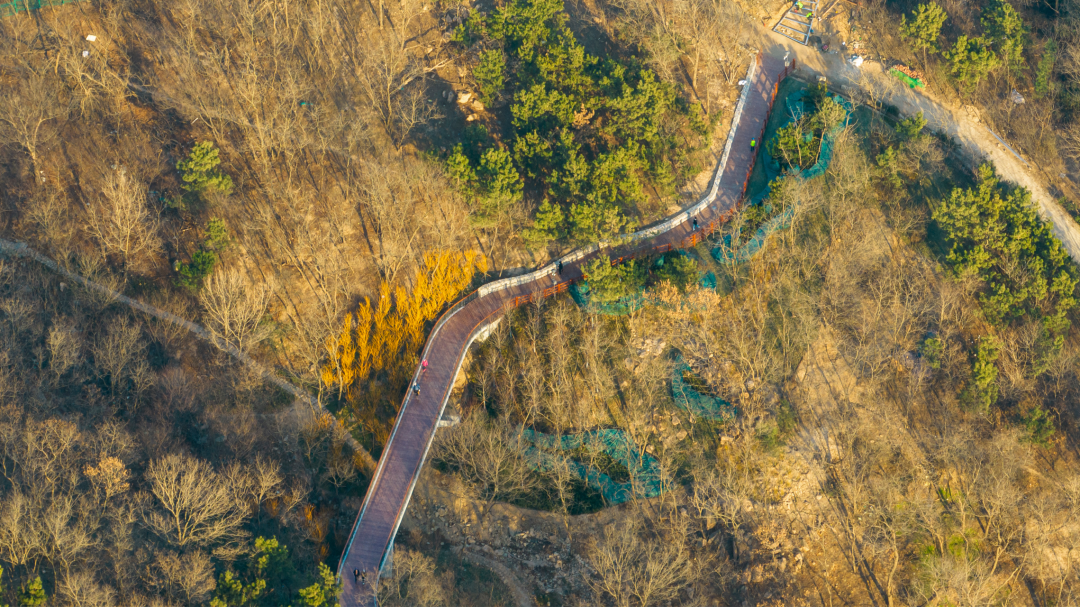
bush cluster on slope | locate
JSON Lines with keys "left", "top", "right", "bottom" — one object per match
{"left": 448, "top": 0, "right": 710, "bottom": 245}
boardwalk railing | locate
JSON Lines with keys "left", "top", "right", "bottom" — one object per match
{"left": 338, "top": 51, "right": 797, "bottom": 606}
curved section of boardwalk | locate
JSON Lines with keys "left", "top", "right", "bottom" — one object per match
{"left": 338, "top": 51, "right": 794, "bottom": 606}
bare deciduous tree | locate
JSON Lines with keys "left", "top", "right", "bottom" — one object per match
{"left": 47, "top": 322, "right": 83, "bottom": 384}
{"left": 85, "top": 168, "right": 162, "bottom": 273}
{"left": 150, "top": 549, "right": 217, "bottom": 604}
{"left": 433, "top": 412, "right": 538, "bottom": 519}
{"left": 0, "top": 68, "right": 69, "bottom": 183}
{"left": 0, "top": 490, "right": 43, "bottom": 567}
{"left": 199, "top": 267, "right": 272, "bottom": 354}
{"left": 355, "top": 32, "right": 438, "bottom": 147}
{"left": 57, "top": 570, "right": 117, "bottom": 607}
{"left": 144, "top": 453, "right": 249, "bottom": 550}
{"left": 377, "top": 548, "right": 446, "bottom": 607}
{"left": 587, "top": 519, "right": 695, "bottom": 607}
{"left": 92, "top": 317, "right": 153, "bottom": 400}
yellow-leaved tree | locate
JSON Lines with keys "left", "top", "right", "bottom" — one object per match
{"left": 322, "top": 250, "right": 487, "bottom": 445}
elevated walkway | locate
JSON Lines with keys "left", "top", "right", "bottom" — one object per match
{"left": 337, "top": 51, "right": 797, "bottom": 606}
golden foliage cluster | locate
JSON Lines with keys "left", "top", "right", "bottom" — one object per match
{"left": 321, "top": 251, "right": 487, "bottom": 443}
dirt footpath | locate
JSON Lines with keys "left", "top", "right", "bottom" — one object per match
{"left": 751, "top": 25, "right": 1080, "bottom": 264}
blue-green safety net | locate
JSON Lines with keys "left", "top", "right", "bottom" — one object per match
{"left": 713, "top": 90, "right": 852, "bottom": 265}
{"left": 1, "top": 0, "right": 79, "bottom": 17}
{"left": 672, "top": 356, "right": 737, "bottom": 422}
{"left": 523, "top": 428, "right": 662, "bottom": 504}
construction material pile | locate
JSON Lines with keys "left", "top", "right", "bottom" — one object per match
{"left": 892, "top": 63, "right": 923, "bottom": 80}
{"left": 889, "top": 63, "right": 925, "bottom": 88}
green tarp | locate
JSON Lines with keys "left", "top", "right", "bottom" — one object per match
{"left": 888, "top": 68, "right": 924, "bottom": 89}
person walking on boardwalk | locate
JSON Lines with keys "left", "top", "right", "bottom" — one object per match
{"left": 692, "top": 218, "right": 699, "bottom": 231}
{"left": 354, "top": 569, "right": 361, "bottom": 585}
{"left": 414, "top": 383, "right": 420, "bottom": 395}
{"left": 422, "top": 359, "right": 428, "bottom": 371}
{"left": 750, "top": 138, "right": 757, "bottom": 152}
{"left": 557, "top": 260, "right": 563, "bottom": 276}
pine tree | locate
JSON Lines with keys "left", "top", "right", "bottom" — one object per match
{"left": 961, "top": 335, "right": 1001, "bottom": 415}
{"left": 0, "top": 566, "right": 9, "bottom": 607}
{"left": 981, "top": 0, "right": 1026, "bottom": 77}
{"left": 944, "top": 36, "right": 1000, "bottom": 95}
{"left": 17, "top": 578, "right": 45, "bottom": 607}
{"left": 900, "top": 3, "right": 947, "bottom": 69}
{"left": 177, "top": 141, "right": 233, "bottom": 196}
{"left": 474, "top": 49, "right": 506, "bottom": 104}
{"left": 297, "top": 564, "right": 341, "bottom": 607}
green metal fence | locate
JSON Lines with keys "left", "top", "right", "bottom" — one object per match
{"left": 1, "top": 0, "right": 81, "bottom": 18}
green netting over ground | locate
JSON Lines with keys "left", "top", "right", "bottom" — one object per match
{"left": 672, "top": 356, "right": 736, "bottom": 421}
{"left": 570, "top": 252, "right": 713, "bottom": 316}
{"left": 700, "top": 271, "right": 717, "bottom": 290}
{"left": 713, "top": 86, "right": 852, "bottom": 265}
{"left": 1, "top": 0, "right": 79, "bottom": 17}
{"left": 523, "top": 428, "right": 662, "bottom": 504}
{"left": 888, "top": 68, "right": 924, "bottom": 89}
{"left": 569, "top": 282, "right": 650, "bottom": 316}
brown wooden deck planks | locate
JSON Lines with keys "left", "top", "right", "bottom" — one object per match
{"left": 338, "top": 52, "right": 793, "bottom": 607}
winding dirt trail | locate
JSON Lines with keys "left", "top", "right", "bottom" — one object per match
{"left": 0, "top": 238, "right": 378, "bottom": 470}
{"left": 462, "top": 549, "right": 538, "bottom": 607}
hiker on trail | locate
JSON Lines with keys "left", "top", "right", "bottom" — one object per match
{"left": 692, "top": 218, "right": 699, "bottom": 231}
{"left": 414, "top": 383, "right": 420, "bottom": 395}
{"left": 361, "top": 571, "right": 368, "bottom": 586}
{"left": 422, "top": 359, "right": 428, "bottom": 371}
{"left": 750, "top": 138, "right": 757, "bottom": 152}
{"left": 354, "top": 569, "right": 361, "bottom": 584}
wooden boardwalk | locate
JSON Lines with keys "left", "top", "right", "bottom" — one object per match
{"left": 337, "top": 51, "right": 794, "bottom": 606}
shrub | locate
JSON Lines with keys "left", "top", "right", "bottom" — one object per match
{"left": 583, "top": 254, "right": 646, "bottom": 305}
{"left": 178, "top": 142, "right": 233, "bottom": 197}
{"left": 175, "top": 219, "right": 232, "bottom": 290}
{"left": 918, "top": 336, "right": 944, "bottom": 369}
{"left": 1021, "top": 405, "right": 1055, "bottom": 447}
